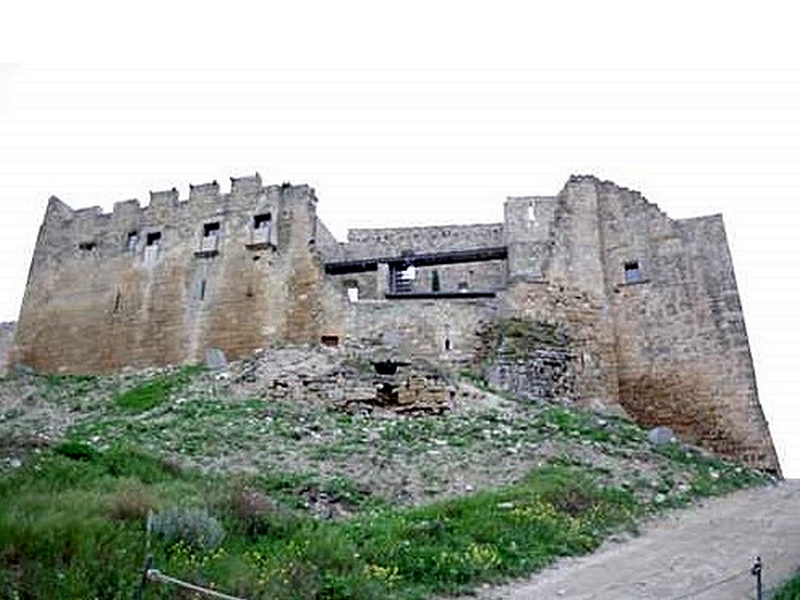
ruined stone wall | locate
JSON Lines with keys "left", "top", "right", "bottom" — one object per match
{"left": 344, "top": 297, "right": 499, "bottom": 363}
{"left": 13, "top": 176, "right": 329, "bottom": 374}
{"left": 501, "top": 283, "right": 620, "bottom": 408}
{"left": 345, "top": 223, "right": 504, "bottom": 259}
{"left": 499, "top": 177, "right": 778, "bottom": 472}
{"left": 504, "top": 196, "right": 556, "bottom": 282}
{"left": 590, "top": 178, "right": 778, "bottom": 472}
{"left": 0, "top": 322, "right": 15, "bottom": 376}
{"left": 501, "top": 180, "right": 622, "bottom": 408}
{"left": 313, "top": 214, "right": 345, "bottom": 262}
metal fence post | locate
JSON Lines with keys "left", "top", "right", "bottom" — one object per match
{"left": 751, "top": 556, "right": 763, "bottom": 600}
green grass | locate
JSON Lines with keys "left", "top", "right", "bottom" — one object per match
{"left": 0, "top": 446, "right": 639, "bottom": 599}
{"left": 0, "top": 366, "right": 775, "bottom": 598}
{"left": 113, "top": 365, "right": 203, "bottom": 412}
{"left": 773, "top": 571, "right": 800, "bottom": 599}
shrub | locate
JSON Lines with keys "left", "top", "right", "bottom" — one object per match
{"left": 151, "top": 506, "right": 225, "bottom": 551}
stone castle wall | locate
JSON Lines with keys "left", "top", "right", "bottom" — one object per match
{"left": 8, "top": 173, "right": 780, "bottom": 473}
{"left": 344, "top": 297, "right": 499, "bottom": 363}
{"left": 345, "top": 223, "right": 505, "bottom": 259}
{"left": 13, "top": 175, "right": 344, "bottom": 373}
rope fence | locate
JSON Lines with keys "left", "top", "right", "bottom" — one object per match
{"left": 134, "top": 505, "right": 768, "bottom": 600}
{"left": 146, "top": 569, "right": 246, "bottom": 600}
{"left": 668, "top": 556, "right": 764, "bottom": 600}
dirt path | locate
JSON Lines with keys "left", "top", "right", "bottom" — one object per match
{"left": 474, "top": 481, "right": 800, "bottom": 599}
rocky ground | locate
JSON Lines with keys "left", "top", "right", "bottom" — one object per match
{"left": 0, "top": 345, "right": 771, "bottom": 517}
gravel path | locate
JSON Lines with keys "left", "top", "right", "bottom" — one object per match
{"left": 474, "top": 480, "right": 800, "bottom": 599}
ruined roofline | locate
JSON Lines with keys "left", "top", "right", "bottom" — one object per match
{"left": 42, "top": 173, "right": 315, "bottom": 223}
{"left": 566, "top": 174, "right": 671, "bottom": 219}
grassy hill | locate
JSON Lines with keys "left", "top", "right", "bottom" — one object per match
{"left": 0, "top": 349, "right": 773, "bottom": 598}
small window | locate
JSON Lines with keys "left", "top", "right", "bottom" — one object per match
{"left": 431, "top": 270, "right": 441, "bottom": 292}
{"left": 198, "top": 279, "right": 207, "bottom": 301}
{"left": 624, "top": 261, "right": 641, "bottom": 284}
{"left": 78, "top": 241, "right": 96, "bottom": 251}
{"left": 146, "top": 232, "right": 162, "bottom": 246}
{"left": 320, "top": 335, "right": 339, "bottom": 347}
{"left": 254, "top": 213, "right": 272, "bottom": 229}
{"left": 126, "top": 231, "right": 139, "bottom": 251}
{"left": 203, "top": 222, "right": 220, "bottom": 237}
{"left": 457, "top": 281, "right": 469, "bottom": 292}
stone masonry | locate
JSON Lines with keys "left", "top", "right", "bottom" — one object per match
{"left": 7, "top": 173, "right": 781, "bottom": 474}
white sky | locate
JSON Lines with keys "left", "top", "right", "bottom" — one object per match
{"left": 1, "top": 2, "right": 798, "bottom": 476}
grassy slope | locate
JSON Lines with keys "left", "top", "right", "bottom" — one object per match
{"left": 0, "top": 366, "right": 772, "bottom": 599}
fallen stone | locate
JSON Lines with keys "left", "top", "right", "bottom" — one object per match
{"left": 647, "top": 426, "right": 675, "bottom": 446}
{"left": 205, "top": 348, "right": 228, "bottom": 370}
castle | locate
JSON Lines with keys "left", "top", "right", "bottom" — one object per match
{"left": 3, "top": 173, "right": 781, "bottom": 473}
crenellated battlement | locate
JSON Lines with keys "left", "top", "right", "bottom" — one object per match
{"left": 40, "top": 174, "right": 314, "bottom": 231}
{"left": 189, "top": 181, "right": 221, "bottom": 200}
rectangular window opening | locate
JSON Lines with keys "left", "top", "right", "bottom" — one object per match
{"left": 254, "top": 213, "right": 272, "bottom": 229}
{"left": 431, "top": 269, "right": 440, "bottom": 292}
{"left": 203, "top": 222, "right": 221, "bottom": 237}
{"left": 624, "top": 261, "right": 641, "bottom": 284}
{"left": 199, "top": 280, "right": 207, "bottom": 300}
{"left": 320, "top": 335, "right": 339, "bottom": 347}
{"left": 78, "top": 241, "right": 96, "bottom": 251}
{"left": 146, "top": 232, "right": 162, "bottom": 246}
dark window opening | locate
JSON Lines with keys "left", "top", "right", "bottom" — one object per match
{"left": 203, "top": 222, "right": 220, "bottom": 237}
{"left": 320, "top": 335, "right": 339, "bottom": 347}
{"left": 624, "top": 261, "right": 641, "bottom": 284}
{"left": 126, "top": 231, "right": 139, "bottom": 251}
{"left": 444, "top": 337, "right": 451, "bottom": 351}
{"left": 78, "top": 241, "right": 96, "bottom": 251}
{"left": 199, "top": 280, "right": 207, "bottom": 300}
{"left": 146, "top": 232, "right": 162, "bottom": 246}
{"left": 457, "top": 281, "right": 469, "bottom": 292}
{"left": 254, "top": 213, "right": 272, "bottom": 229}
{"left": 113, "top": 290, "right": 122, "bottom": 312}
{"left": 431, "top": 270, "right": 441, "bottom": 292}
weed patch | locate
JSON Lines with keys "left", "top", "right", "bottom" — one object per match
{"left": 113, "top": 365, "right": 202, "bottom": 412}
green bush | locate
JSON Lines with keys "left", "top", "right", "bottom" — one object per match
{"left": 151, "top": 507, "right": 226, "bottom": 551}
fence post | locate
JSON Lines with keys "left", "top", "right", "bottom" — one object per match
{"left": 751, "top": 556, "right": 763, "bottom": 600}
